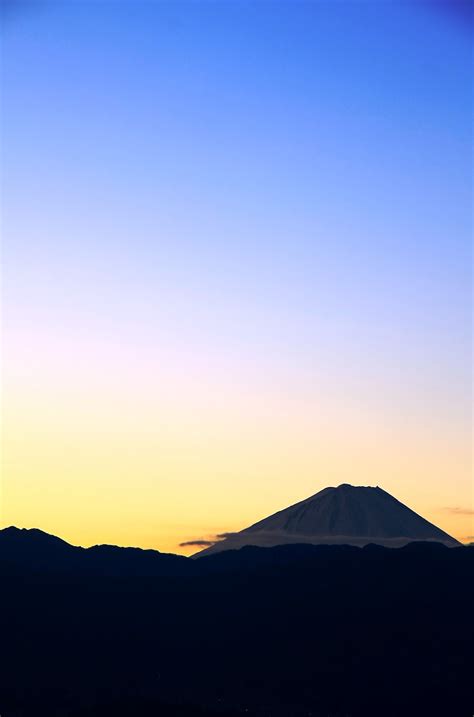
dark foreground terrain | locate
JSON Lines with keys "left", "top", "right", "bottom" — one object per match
{"left": 1, "top": 527, "right": 473, "bottom": 716}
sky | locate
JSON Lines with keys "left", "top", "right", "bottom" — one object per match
{"left": 1, "top": 0, "right": 472, "bottom": 553}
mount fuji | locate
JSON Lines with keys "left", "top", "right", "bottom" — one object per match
{"left": 194, "top": 483, "right": 460, "bottom": 556}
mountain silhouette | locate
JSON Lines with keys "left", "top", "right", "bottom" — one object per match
{"left": 0, "top": 528, "right": 472, "bottom": 717}
{"left": 0, "top": 526, "right": 190, "bottom": 577}
{"left": 194, "top": 484, "right": 460, "bottom": 556}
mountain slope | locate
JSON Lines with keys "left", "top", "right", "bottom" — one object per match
{"left": 194, "top": 484, "right": 460, "bottom": 556}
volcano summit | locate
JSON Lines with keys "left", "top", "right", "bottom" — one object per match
{"left": 194, "top": 484, "right": 459, "bottom": 556}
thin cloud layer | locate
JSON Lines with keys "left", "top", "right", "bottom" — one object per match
{"left": 442, "top": 507, "right": 474, "bottom": 516}
{"left": 179, "top": 531, "right": 237, "bottom": 549}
